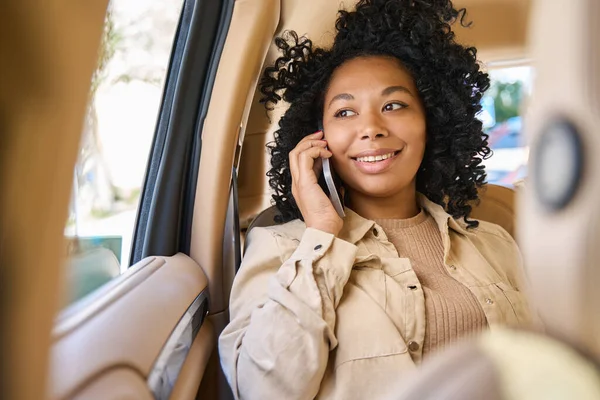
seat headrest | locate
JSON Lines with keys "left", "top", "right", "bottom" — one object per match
{"left": 470, "top": 184, "right": 516, "bottom": 239}
{"left": 246, "top": 204, "right": 280, "bottom": 234}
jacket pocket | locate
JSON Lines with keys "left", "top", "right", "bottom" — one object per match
{"left": 494, "top": 282, "right": 533, "bottom": 326}
{"left": 381, "top": 257, "right": 413, "bottom": 278}
{"left": 332, "top": 283, "right": 408, "bottom": 370}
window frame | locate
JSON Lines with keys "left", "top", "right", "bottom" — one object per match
{"left": 130, "top": 0, "right": 234, "bottom": 265}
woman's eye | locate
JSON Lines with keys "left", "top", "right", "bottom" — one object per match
{"left": 335, "top": 109, "right": 357, "bottom": 118}
{"left": 383, "top": 102, "right": 406, "bottom": 111}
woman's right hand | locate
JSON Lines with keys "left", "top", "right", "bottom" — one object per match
{"left": 289, "top": 131, "right": 344, "bottom": 237}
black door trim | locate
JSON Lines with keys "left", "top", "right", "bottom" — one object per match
{"left": 131, "top": 0, "right": 235, "bottom": 265}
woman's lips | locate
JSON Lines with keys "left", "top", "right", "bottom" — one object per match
{"left": 352, "top": 148, "right": 402, "bottom": 158}
{"left": 352, "top": 150, "right": 401, "bottom": 174}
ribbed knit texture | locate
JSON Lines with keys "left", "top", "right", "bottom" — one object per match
{"left": 375, "top": 210, "right": 488, "bottom": 356}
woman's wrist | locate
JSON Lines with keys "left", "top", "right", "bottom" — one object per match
{"left": 306, "top": 223, "right": 342, "bottom": 237}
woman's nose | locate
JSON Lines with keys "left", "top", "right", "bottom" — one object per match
{"left": 359, "top": 114, "right": 389, "bottom": 140}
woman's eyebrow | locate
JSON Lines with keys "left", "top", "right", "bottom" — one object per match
{"left": 381, "top": 85, "right": 414, "bottom": 97}
{"left": 328, "top": 93, "right": 354, "bottom": 109}
{"left": 327, "top": 86, "right": 413, "bottom": 109}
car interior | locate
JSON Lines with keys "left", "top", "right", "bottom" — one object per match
{"left": 1, "top": 0, "right": 598, "bottom": 399}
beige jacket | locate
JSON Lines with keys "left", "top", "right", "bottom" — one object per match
{"left": 219, "top": 196, "right": 535, "bottom": 400}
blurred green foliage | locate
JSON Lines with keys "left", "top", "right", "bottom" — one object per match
{"left": 487, "top": 80, "right": 523, "bottom": 123}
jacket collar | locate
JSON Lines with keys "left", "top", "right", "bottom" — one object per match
{"left": 338, "top": 194, "right": 474, "bottom": 245}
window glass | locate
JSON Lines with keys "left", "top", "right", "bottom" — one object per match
{"left": 480, "top": 65, "right": 533, "bottom": 187}
{"left": 63, "top": 0, "right": 183, "bottom": 305}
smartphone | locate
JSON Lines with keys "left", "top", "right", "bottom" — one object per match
{"left": 319, "top": 121, "right": 346, "bottom": 218}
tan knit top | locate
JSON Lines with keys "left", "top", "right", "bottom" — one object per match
{"left": 375, "top": 209, "right": 488, "bottom": 357}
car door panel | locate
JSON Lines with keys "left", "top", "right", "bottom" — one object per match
{"left": 170, "top": 318, "right": 215, "bottom": 400}
{"left": 71, "top": 368, "right": 153, "bottom": 400}
{"left": 49, "top": 254, "right": 210, "bottom": 400}
{"left": 43, "top": 0, "right": 245, "bottom": 397}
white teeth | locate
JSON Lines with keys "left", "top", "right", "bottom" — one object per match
{"left": 356, "top": 152, "right": 396, "bottom": 163}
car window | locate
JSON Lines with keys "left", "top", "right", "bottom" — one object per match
{"left": 479, "top": 65, "right": 533, "bottom": 187}
{"left": 62, "top": 0, "right": 184, "bottom": 305}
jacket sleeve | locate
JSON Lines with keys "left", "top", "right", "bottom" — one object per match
{"left": 219, "top": 226, "right": 358, "bottom": 400}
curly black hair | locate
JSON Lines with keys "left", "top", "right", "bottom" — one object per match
{"left": 260, "top": 0, "right": 491, "bottom": 228}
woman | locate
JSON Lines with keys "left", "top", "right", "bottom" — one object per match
{"left": 220, "top": 1, "right": 536, "bottom": 399}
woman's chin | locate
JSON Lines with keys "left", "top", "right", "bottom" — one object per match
{"left": 351, "top": 180, "right": 413, "bottom": 199}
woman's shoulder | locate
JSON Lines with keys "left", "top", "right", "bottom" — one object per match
{"left": 466, "top": 219, "right": 521, "bottom": 270}
{"left": 471, "top": 219, "right": 515, "bottom": 244}
{"left": 243, "top": 219, "right": 306, "bottom": 265}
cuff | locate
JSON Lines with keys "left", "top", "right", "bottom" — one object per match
{"left": 294, "top": 228, "right": 358, "bottom": 308}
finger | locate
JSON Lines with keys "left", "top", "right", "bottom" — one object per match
{"left": 298, "top": 146, "right": 332, "bottom": 163}
{"left": 289, "top": 152, "right": 299, "bottom": 183}
{"left": 313, "top": 157, "right": 323, "bottom": 176}
{"left": 299, "top": 130, "right": 324, "bottom": 143}
{"left": 297, "top": 147, "right": 332, "bottom": 180}
{"left": 289, "top": 139, "right": 327, "bottom": 180}
{"left": 292, "top": 131, "right": 323, "bottom": 150}
{"left": 292, "top": 139, "right": 328, "bottom": 155}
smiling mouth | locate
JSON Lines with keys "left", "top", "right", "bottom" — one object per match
{"left": 352, "top": 150, "right": 401, "bottom": 163}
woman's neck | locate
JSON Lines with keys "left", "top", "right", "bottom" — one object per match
{"left": 347, "top": 186, "right": 420, "bottom": 221}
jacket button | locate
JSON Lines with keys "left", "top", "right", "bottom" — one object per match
{"left": 408, "top": 341, "right": 420, "bottom": 352}
{"left": 449, "top": 265, "right": 457, "bottom": 271}
{"left": 486, "top": 298, "right": 494, "bottom": 305}
{"left": 314, "top": 244, "right": 322, "bottom": 251}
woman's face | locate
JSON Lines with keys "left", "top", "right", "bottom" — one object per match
{"left": 322, "top": 56, "right": 426, "bottom": 200}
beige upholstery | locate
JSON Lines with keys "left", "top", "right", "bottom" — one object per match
{"left": 246, "top": 204, "right": 280, "bottom": 237}
{"left": 471, "top": 184, "right": 516, "bottom": 239}
{"left": 247, "top": 184, "right": 517, "bottom": 242}
{"left": 70, "top": 368, "right": 153, "bottom": 400}
{"left": 49, "top": 254, "right": 210, "bottom": 400}
{"left": 170, "top": 319, "right": 216, "bottom": 400}
{"left": 520, "top": 0, "right": 600, "bottom": 358}
{"left": 0, "top": 1, "right": 109, "bottom": 398}
{"left": 190, "top": 0, "right": 280, "bottom": 315}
